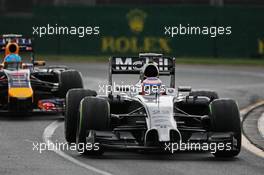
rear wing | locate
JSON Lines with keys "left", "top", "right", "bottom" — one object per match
{"left": 0, "top": 34, "right": 34, "bottom": 52}
{"left": 108, "top": 56, "right": 176, "bottom": 90}
{"left": 110, "top": 56, "right": 175, "bottom": 75}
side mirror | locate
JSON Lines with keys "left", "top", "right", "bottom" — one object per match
{"left": 166, "top": 88, "right": 177, "bottom": 96}
{"left": 34, "top": 61, "right": 46, "bottom": 66}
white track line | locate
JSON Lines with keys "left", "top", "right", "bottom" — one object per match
{"left": 258, "top": 113, "right": 264, "bottom": 138}
{"left": 240, "top": 101, "right": 264, "bottom": 159}
{"left": 42, "top": 101, "right": 264, "bottom": 173}
{"left": 42, "top": 121, "right": 113, "bottom": 175}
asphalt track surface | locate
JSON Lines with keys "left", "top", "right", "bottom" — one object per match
{"left": 0, "top": 62, "right": 264, "bottom": 175}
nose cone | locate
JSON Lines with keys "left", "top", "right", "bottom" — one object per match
{"left": 8, "top": 88, "right": 33, "bottom": 99}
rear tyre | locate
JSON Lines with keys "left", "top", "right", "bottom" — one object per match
{"left": 190, "top": 90, "right": 219, "bottom": 102}
{"left": 209, "top": 99, "right": 241, "bottom": 157}
{"left": 76, "top": 97, "right": 110, "bottom": 155}
{"left": 65, "top": 89, "right": 97, "bottom": 143}
{"left": 58, "top": 70, "right": 83, "bottom": 98}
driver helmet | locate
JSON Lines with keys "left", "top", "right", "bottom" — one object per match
{"left": 4, "top": 54, "right": 22, "bottom": 70}
{"left": 141, "top": 77, "right": 163, "bottom": 95}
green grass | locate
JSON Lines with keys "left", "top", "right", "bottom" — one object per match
{"left": 36, "top": 55, "right": 264, "bottom": 66}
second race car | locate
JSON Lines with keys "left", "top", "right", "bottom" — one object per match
{"left": 0, "top": 34, "right": 83, "bottom": 114}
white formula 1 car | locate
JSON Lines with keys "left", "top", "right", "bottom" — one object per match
{"left": 65, "top": 53, "right": 241, "bottom": 157}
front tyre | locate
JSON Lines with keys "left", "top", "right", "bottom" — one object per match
{"left": 76, "top": 97, "right": 110, "bottom": 155}
{"left": 209, "top": 99, "right": 241, "bottom": 157}
{"left": 65, "top": 89, "right": 97, "bottom": 143}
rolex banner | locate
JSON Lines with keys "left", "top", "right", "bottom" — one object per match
{"left": 0, "top": 6, "right": 263, "bottom": 57}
